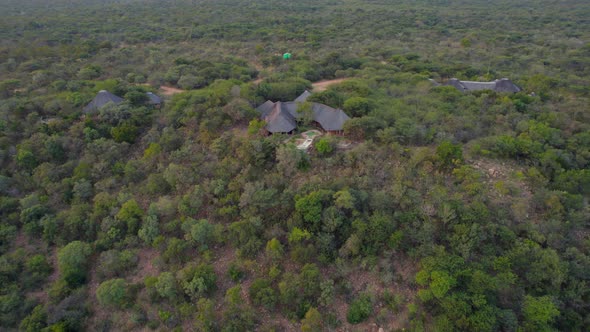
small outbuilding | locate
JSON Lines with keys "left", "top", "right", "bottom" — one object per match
{"left": 83, "top": 90, "right": 124, "bottom": 113}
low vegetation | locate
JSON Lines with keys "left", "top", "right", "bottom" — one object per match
{"left": 0, "top": 0, "right": 589, "bottom": 331}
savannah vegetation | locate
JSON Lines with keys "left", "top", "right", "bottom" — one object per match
{"left": 1, "top": 0, "right": 589, "bottom": 331}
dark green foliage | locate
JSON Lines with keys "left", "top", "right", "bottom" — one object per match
{"left": 279, "top": 264, "right": 322, "bottom": 318}
{"left": 314, "top": 137, "right": 334, "bottom": 156}
{"left": 347, "top": 294, "right": 372, "bottom": 324}
{"left": 436, "top": 140, "right": 463, "bottom": 170}
{"left": 227, "top": 262, "right": 245, "bottom": 282}
{"left": 343, "top": 97, "right": 373, "bottom": 117}
{"left": 179, "top": 263, "right": 217, "bottom": 301}
{"left": 125, "top": 90, "right": 148, "bottom": 106}
{"left": 19, "top": 305, "right": 47, "bottom": 332}
{"left": 295, "top": 190, "right": 332, "bottom": 233}
{"left": 111, "top": 123, "right": 138, "bottom": 143}
{"left": 96, "top": 278, "right": 129, "bottom": 308}
{"left": 249, "top": 278, "right": 277, "bottom": 309}
{"left": 57, "top": 241, "right": 92, "bottom": 288}
{"left": 24, "top": 254, "right": 52, "bottom": 287}
{"left": 222, "top": 286, "right": 257, "bottom": 331}
{"left": 182, "top": 218, "right": 218, "bottom": 251}
{"left": 257, "top": 79, "right": 310, "bottom": 101}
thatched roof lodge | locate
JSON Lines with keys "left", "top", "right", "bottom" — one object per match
{"left": 256, "top": 91, "right": 350, "bottom": 135}
{"left": 83, "top": 90, "right": 124, "bottom": 113}
{"left": 444, "top": 78, "right": 521, "bottom": 93}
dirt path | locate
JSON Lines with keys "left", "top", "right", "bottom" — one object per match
{"left": 160, "top": 85, "right": 186, "bottom": 96}
{"left": 312, "top": 78, "right": 349, "bottom": 92}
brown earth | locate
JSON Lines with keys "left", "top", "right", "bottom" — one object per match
{"left": 160, "top": 85, "right": 186, "bottom": 96}
{"left": 312, "top": 78, "right": 349, "bottom": 92}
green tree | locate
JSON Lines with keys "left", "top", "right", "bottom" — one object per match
{"left": 436, "top": 140, "right": 463, "bottom": 170}
{"left": 265, "top": 238, "right": 284, "bottom": 262}
{"left": 111, "top": 123, "right": 138, "bottom": 143}
{"left": 179, "top": 264, "right": 217, "bottom": 301}
{"left": 19, "top": 305, "right": 47, "bottom": 332}
{"left": 96, "top": 278, "right": 129, "bottom": 308}
{"left": 25, "top": 254, "right": 52, "bottom": 285}
{"left": 57, "top": 241, "right": 92, "bottom": 287}
{"left": 194, "top": 298, "right": 217, "bottom": 331}
{"left": 522, "top": 295, "right": 559, "bottom": 332}
{"left": 125, "top": 90, "right": 148, "bottom": 106}
{"left": 343, "top": 97, "right": 372, "bottom": 117}
{"left": 301, "top": 307, "right": 323, "bottom": 332}
{"left": 222, "top": 286, "right": 256, "bottom": 331}
{"left": 347, "top": 294, "right": 372, "bottom": 324}
{"left": 138, "top": 213, "right": 160, "bottom": 245}
{"left": 155, "top": 272, "right": 178, "bottom": 302}
{"left": 295, "top": 191, "right": 328, "bottom": 232}
{"left": 116, "top": 199, "right": 144, "bottom": 236}
{"left": 314, "top": 138, "right": 334, "bottom": 156}
{"left": 16, "top": 149, "right": 37, "bottom": 171}
{"left": 182, "top": 218, "right": 218, "bottom": 251}
{"left": 249, "top": 278, "right": 277, "bottom": 309}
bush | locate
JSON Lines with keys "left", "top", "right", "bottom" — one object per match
{"left": 347, "top": 294, "right": 372, "bottom": 324}
{"left": 57, "top": 241, "right": 92, "bottom": 287}
{"left": 314, "top": 138, "right": 334, "bottom": 156}
{"left": 436, "top": 140, "right": 463, "bottom": 170}
{"left": 227, "top": 262, "right": 245, "bottom": 282}
{"left": 96, "top": 278, "right": 129, "bottom": 308}
{"left": 179, "top": 263, "right": 217, "bottom": 301}
{"left": 19, "top": 305, "right": 47, "bottom": 332}
{"left": 111, "top": 123, "right": 138, "bottom": 143}
{"left": 249, "top": 279, "right": 277, "bottom": 309}
{"left": 25, "top": 254, "right": 52, "bottom": 286}
{"left": 343, "top": 97, "right": 372, "bottom": 117}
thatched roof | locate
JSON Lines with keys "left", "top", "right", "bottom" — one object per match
{"left": 494, "top": 78, "right": 521, "bottom": 93}
{"left": 256, "top": 100, "right": 276, "bottom": 118}
{"left": 257, "top": 98, "right": 350, "bottom": 133}
{"left": 264, "top": 102, "right": 297, "bottom": 133}
{"left": 460, "top": 81, "right": 497, "bottom": 91}
{"left": 294, "top": 90, "right": 311, "bottom": 102}
{"left": 146, "top": 92, "right": 162, "bottom": 105}
{"left": 311, "top": 103, "right": 350, "bottom": 131}
{"left": 83, "top": 90, "right": 124, "bottom": 113}
{"left": 444, "top": 78, "right": 521, "bottom": 93}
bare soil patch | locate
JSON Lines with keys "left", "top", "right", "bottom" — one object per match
{"left": 312, "top": 78, "right": 349, "bottom": 92}
{"left": 130, "top": 248, "right": 160, "bottom": 283}
{"left": 471, "top": 157, "right": 533, "bottom": 199}
{"left": 160, "top": 85, "right": 186, "bottom": 96}
{"left": 325, "top": 256, "right": 417, "bottom": 331}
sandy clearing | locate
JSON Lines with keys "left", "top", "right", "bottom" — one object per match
{"left": 312, "top": 78, "right": 349, "bottom": 92}
{"left": 160, "top": 85, "right": 186, "bottom": 95}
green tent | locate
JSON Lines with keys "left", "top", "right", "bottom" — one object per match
{"left": 283, "top": 53, "right": 292, "bottom": 60}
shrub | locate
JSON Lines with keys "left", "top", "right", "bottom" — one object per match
{"left": 96, "top": 278, "right": 129, "bottom": 308}
{"left": 436, "top": 140, "right": 463, "bottom": 170}
{"left": 57, "top": 241, "right": 92, "bottom": 287}
{"left": 180, "top": 264, "right": 217, "bottom": 301}
{"left": 347, "top": 294, "right": 372, "bottom": 324}
{"left": 314, "top": 138, "right": 334, "bottom": 156}
{"left": 249, "top": 278, "right": 277, "bottom": 309}
{"left": 343, "top": 97, "right": 372, "bottom": 117}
